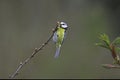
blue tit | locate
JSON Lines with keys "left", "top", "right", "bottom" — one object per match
{"left": 53, "top": 21, "right": 68, "bottom": 58}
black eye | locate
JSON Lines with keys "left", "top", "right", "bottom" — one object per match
{"left": 62, "top": 24, "right": 65, "bottom": 25}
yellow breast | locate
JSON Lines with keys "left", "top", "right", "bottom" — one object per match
{"left": 57, "top": 27, "right": 65, "bottom": 44}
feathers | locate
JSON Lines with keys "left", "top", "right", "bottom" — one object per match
{"left": 53, "top": 32, "right": 58, "bottom": 43}
{"left": 54, "top": 46, "right": 61, "bottom": 58}
{"left": 52, "top": 27, "right": 65, "bottom": 58}
{"left": 52, "top": 21, "right": 68, "bottom": 58}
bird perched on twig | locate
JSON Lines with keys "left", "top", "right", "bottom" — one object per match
{"left": 53, "top": 21, "right": 68, "bottom": 58}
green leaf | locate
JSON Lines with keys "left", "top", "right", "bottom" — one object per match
{"left": 95, "top": 43, "right": 110, "bottom": 50}
{"left": 112, "top": 37, "right": 120, "bottom": 46}
{"left": 99, "top": 33, "right": 110, "bottom": 46}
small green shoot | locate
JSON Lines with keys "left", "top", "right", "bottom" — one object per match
{"left": 95, "top": 33, "right": 111, "bottom": 50}
{"left": 96, "top": 33, "right": 120, "bottom": 67}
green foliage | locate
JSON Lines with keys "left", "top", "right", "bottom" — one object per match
{"left": 112, "top": 37, "right": 120, "bottom": 46}
{"left": 112, "top": 37, "right": 120, "bottom": 53}
{"left": 95, "top": 43, "right": 110, "bottom": 50}
{"left": 96, "top": 33, "right": 120, "bottom": 51}
{"left": 96, "top": 33, "right": 120, "bottom": 65}
{"left": 95, "top": 33, "right": 111, "bottom": 50}
{"left": 99, "top": 33, "right": 110, "bottom": 46}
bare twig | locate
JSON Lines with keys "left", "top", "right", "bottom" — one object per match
{"left": 102, "top": 44, "right": 120, "bottom": 69}
{"left": 9, "top": 22, "right": 59, "bottom": 79}
{"left": 102, "top": 64, "right": 120, "bottom": 69}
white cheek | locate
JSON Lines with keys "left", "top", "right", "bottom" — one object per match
{"left": 62, "top": 25, "right": 68, "bottom": 28}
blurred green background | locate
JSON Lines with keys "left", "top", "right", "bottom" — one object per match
{"left": 0, "top": 0, "right": 120, "bottom": 79}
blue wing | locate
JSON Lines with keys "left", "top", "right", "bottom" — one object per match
{"left": 54, "top": 46, "right": 61, "bottom": 58}
{"left": 53, "top": 32, "right": 58, "bottom": 43}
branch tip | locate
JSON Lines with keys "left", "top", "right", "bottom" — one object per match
{"left": 57, "top": 21, "right": 60, "bottom": 24}
{"left": 34, "top": 48, "right": 38, "bottom": 52}
{"left": 20, "top": 62, "right": 22, "bottom": 65}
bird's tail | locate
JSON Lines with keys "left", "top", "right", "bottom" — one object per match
{"left": 54, "top": 46, "right": 61, "bottom": 58}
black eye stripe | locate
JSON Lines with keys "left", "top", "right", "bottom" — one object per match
{"left": 61, "top": 24, "right": 65, "bottom": 25}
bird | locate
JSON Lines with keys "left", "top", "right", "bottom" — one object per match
{"left": 53, "top": 21, "right": 68, "bottom": 58}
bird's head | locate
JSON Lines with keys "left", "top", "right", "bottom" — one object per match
{"left": 57, "top": 21, "right": 68, "bottom": 29}
{"left": 60, "top": 22, "right": 68, "bottom": 29}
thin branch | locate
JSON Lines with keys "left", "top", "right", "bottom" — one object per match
{"left": 102, "top": 64, "right": 120, "bottom": 69}
{"left": 9, "top": 23, "right": 58, "bottom": 79}
{"left": 110, "top": 44, "right": 120, "bottom": 65}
